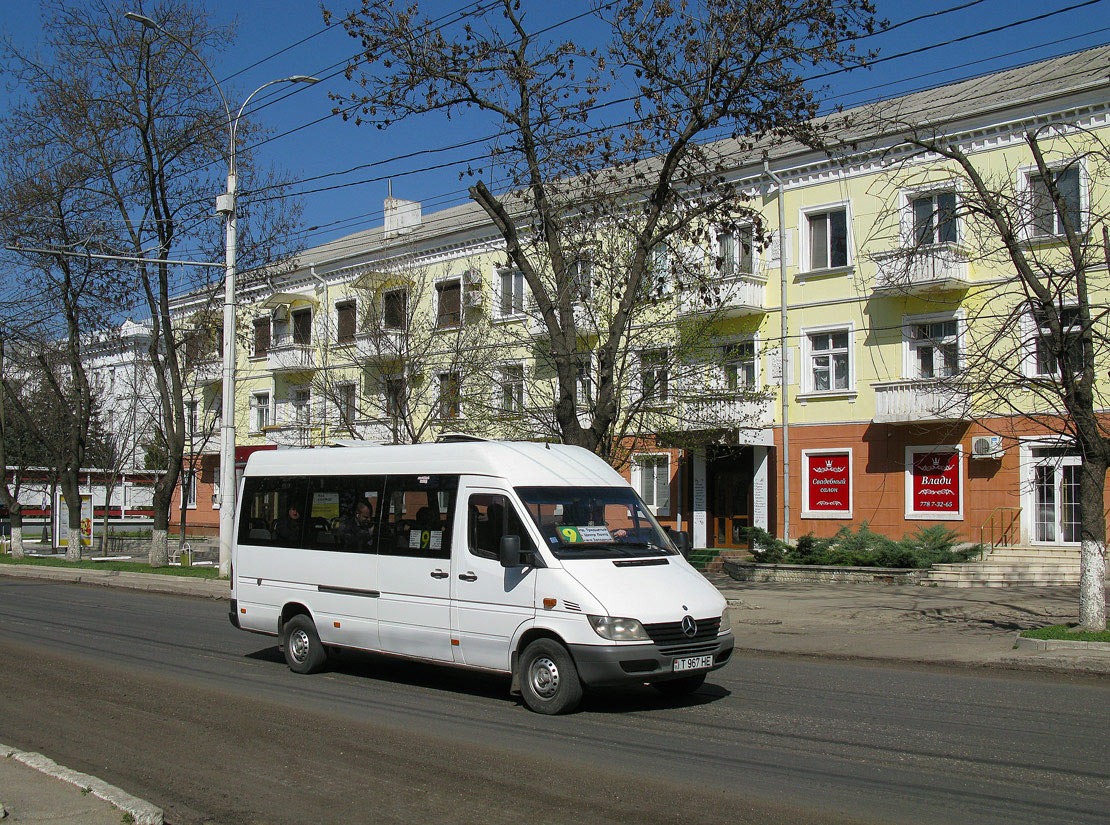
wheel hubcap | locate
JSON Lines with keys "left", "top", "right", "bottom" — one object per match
{"left": 289, "top": 629, "right": 311, "bottom": 662}
{"left": 529, "top": 656, "right": 560, "bottom": 698}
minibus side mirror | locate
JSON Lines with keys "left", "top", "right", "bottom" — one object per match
{"left": 499, "top": 534, "right": 522, "bottom": 568}
{"left": 665, "top": 527, "right": 691, "bottom": 558}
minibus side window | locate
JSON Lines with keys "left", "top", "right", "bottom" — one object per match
{"left": 467, "top": 494, "right": 535, "bottom": 560}
{"left": 379, "top": 475, "right": 457, "bottom": 560}
{"left": 237, "top": 476, "right": 309, "bottom": 548}
{"left": 324, "top": 475, "right": 385, "bottom": 554}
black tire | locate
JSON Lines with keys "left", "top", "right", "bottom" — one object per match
{"left": 282, "top": 614, "right": 328, "bottom": 674}
{"left": 652, "top": 673, "right": 706, "bottom": 697}
{"left": 518, "top": 639, "right": 583, "bottom": 715}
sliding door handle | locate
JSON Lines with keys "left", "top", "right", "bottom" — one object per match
{"left": 458, "top": 572, "right": 478, "bottom": 582}
{"left": 430, "top": 569, "right": 449, "bottom": 579}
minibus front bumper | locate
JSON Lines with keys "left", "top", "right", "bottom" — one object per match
{"left": 568, "top": 632, "right": 734, "bottom": 687}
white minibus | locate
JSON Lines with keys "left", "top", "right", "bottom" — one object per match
{"left": 229, "top": 437, "right": 734, "bottom": 714}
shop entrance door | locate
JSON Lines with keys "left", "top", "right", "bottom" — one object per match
{"left": 708, "top": 448, "right": 751, "bottom": 549}
{"left": 1032, "top": 446, "right": 1081, "bottom": 544}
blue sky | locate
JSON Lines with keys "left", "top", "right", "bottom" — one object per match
{"left": 1, "top": 0, "right": 1107, "bottom": 257}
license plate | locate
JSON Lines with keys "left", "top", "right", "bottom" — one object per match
{"left": 673, "top": 655, "right": 714, "bottom": 672}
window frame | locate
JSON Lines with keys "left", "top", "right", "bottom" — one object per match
{"left": 904, "top": 444, "right": 964, "bottom": 521}
{"left": 904, "top": 185, "right": 959, "bottom": 248}
{"left": 181, "top": 469, "right": 197, "bottom": 510}
{"left": 721, "top": 337, "right": 758, "bottom": 392}
{"left": 335, "top": 299, "right": 357, "bottom": 343}
{"left": 903, "top": 312, "right": 963, "bottom": 380}
{"left": 252, "top": 317, "right": 271, "bottom": 358}
{"left": 251, "top": 391, "right": 272, "bottom": 433}
{"left": 638, "top": 348, "right": 669, "bottom": 405}
{"left": 495, "top": 267, "right": 527, "bottom": 319}
{"left": 800, "top": 201, "right": 852, "bottom": 274}
{"left": 498, "top": 361, "right": 525, "bottom": 414}
{"left": 630, "top": 452, "right": 671, "bottom": 517}
{"left": 1026, "top": 303, "right": 1085, "bottom": 378}
{"left": 715, "top": 224, "right": 755, "bottom": 276}
{"left": 382, "top": 288, "right": 408, "bottom": 331}
{"left": 1022, "top": 160, "right": 1085, "bottom": 240}
{"left": 435, "top": 278, "right": 463, "bottom": 329}
{"left": 438, "top": 371, "right": 461, "bottom": 420}
{"left": 800, "top": 323, "right": 854, "bottom": 396}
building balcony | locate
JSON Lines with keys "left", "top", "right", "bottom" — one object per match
{"left": 352, "top": 329, "right": 407, "bottom": 361}
{"left": 677, "top": 274, "right": 767, "bottom": 318}
{"left": 871, "top": 243, "right": 971, "bottom": 294}
{"left": 667, "top": 392, "right": 774, "bottom": 432}
{"left": 266, "top": 338, "right": 316, "bottom": 373}
{"left": 190, "top": 357, "right": 223, "bottom": 385}
{"left": 872, "top": 378, "right": 969, "bottom": 423}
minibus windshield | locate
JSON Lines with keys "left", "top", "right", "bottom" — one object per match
{"left": 514, "top": 486, "right": 676, "bottom": 559}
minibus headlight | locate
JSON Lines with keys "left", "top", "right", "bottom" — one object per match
{"left": 587, "top": 615, "right": 650, "bottom": 641}
{"left": 720, "top": 608, "right": 732, "bottom": 633}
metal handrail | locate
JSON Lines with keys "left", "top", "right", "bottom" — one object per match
{"left": 977, "top": 506, "right": 1022, "bottom": 557}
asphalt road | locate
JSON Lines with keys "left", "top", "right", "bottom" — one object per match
{"left": 0, "top": 580, "right": 1106, "bottom": 825}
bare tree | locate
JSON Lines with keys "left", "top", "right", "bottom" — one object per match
{"left": 331, "top": 0, "right": 877, "bottom": 462}
{"left": 3, "top": 0, "right": 303, "bottom": 565}
{"left": 870, "top": 121, "right": 1109, "bottom": 630}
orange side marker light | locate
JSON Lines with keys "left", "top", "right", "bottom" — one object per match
{"left": 542, "top": 597, "right": 557, "bottom": 609}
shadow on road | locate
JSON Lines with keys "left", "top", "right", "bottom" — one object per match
{"left": 244, "top": 644, "right": 731, "bottom": 714}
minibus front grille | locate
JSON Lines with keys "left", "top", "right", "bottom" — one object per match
{"left": 643, "top": 617, "right": 721, "bottom": 649}
{"left": 655, "top": 640, "right": 720, "bottom": 658}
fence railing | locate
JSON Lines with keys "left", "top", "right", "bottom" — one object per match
{"left": 977, "top": 506, "right": 1022, "bottom": 556}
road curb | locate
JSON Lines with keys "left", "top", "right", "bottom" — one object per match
{"left": 0, "top": 563, "right": 229, "bottom": 599}
{"left": 1, "top": 743, "right": 163, "bottom": 825}
{"left": 1013, "top": 633, "right": 1110, "bottom": 651}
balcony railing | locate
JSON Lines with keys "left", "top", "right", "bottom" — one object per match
{"left": 666, "top": 392, "right": 774, "bottom": 432}
{"left": 352, "top": 329, "right": 406, "bottom": 361}
{"left": 678, "top": 274, "right": 767, "bottom": 318}
{"left": 190, "top": 357, "right": 223, "bottom": 385}
{"left": 266, "top": 336, "right": 315, "bottom": 372}
{"left": 872, "top": 378, "right": 969, "bottom": 423}
{"left": 871, "top": 243, "right": 971, "bottom": 294}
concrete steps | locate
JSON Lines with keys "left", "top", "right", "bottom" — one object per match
{"left": 922, "top": 545, "right": 1085, "bottom": 586}
{"left": 687, "top": 548, "right": 751, "bottom": 572}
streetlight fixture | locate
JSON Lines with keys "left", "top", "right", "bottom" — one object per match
{"left": 127, "top": 12, "right": 319, "bottom": 578}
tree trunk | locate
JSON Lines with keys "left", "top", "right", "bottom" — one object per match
{"left": 65, "top": 497, "right": 81, "bottom": 562}
{"left": 1078, "top": 456, "right": 1108, "bottom": 631}
{"left": 150, "top": 490, "right": 170, "bottom": 566}
{"left": 100, "top": 480, "right": 113, "bottom": 556}
{"left": 9, "top": 507, "right": 23, "bottom": 559}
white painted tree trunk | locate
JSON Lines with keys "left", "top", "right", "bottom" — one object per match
{"left": 150, "top": 528, "right": 169, "bottom": 567}
{"left": 1078, "top": 538, "right": 1107, "bottom": 631}
{"left": 65, "top": 519, "right": 81, "bottom": 562}
{"left": 10, "top": 525, "right": 23, "bottom": 559}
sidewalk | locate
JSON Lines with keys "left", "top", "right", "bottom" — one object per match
{"left": 707, "top": 572, "right": 1110, "bottom": 674}
{"left": 0, "top": 744, "right": 161, "bottom": 825}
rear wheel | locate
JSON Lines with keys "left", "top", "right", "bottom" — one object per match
{"left": 652, "top": 673, "right": 706, "bottom": 697}
{"left": 282, "top": 614, "right": 327, "bottom": 674}
{"left": 518, "top": 639, "right": 583, "bottom": 715}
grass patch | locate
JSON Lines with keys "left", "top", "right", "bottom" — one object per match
{"left": 0, "top": 554, "right": 219, "bottom": 578}
{"left": 1020, "top": 623, "right": 1110, "bottom": 643}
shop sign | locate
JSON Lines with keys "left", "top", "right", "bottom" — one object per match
{"left": 805, "top": 452, "right": 851, "bottom": 514}
{"left": 910, "top": 450, "right": 960, "bottom": 514}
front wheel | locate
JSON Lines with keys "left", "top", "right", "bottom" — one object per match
{"left": 518, "top": 639, "right": 583, "bottom": 715}
{"left": 652, "top": 673, "right": 706, "bottom": 697}
{"left": 282, "top": 614, "right": 328, "bottom": 674}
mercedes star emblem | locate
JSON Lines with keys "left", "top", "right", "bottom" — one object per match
{"left": 681, "top": 615, "right": 698, "bottom": 637}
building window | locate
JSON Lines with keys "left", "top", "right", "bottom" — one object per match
{"left": 805, "top": 327, "right": 851, "bottom": 392}
{"left": 436, "top": 280, "right": 462, "bottom": 328}
{"left": 722, "top": 340, "right": 756, "bottom": 391}
{"left": 575, "top": 355, "right": 592, "bottom": 407}
{"left": 640, "top": 349, "right": 668, "bottom": 404}
{"left": 802, "top": 449, "right": 852, "bottom": 519}
{"left": 385, "top": 377, "right": 406, "bottom": 420}
{"left": 253, "top": 318, "right": 271, "bottom": 356}
{"left": 438, "top": 372, "right": 461, "bottom": 419}
{"left": 383, "top": 289, "right": 407, "bottom": 330}
{"left": 292, "top": 389, "right": 311, "bottom": 425}
{"left": 291, "top": 308, "right": 312, "bottom": 345}
{"left": 1028, "top": 165, "right": 1081, "bottom": 237}
{"left": 499, "top": 363, "right": 524, "bottom": 414}
{"left": 181, "top": 470, "right": 197, "bottom": 509}
{"left": 568, "top": 258, "right": 592, "bottom": 300}
{"left": 1031, "top": 305, "right": 1084, "bottom": 376}
{"left": 805, "top": 206, "right": 849, "bottom": 270}
{"left": 252, "top": 392, "right": 271, "bottom": 432}
{"left": 185, "top": 400, "right": 198, "bottom": 436}
{"left": 212, "top": 479, "right": 220, "bottom": 510}
{"left": 336, "top": 301, "right": 356, "bottom": 343}
{"left": 905, "top": 446, "right": 963, "bottom": 520}
{"left": 908, "top": 317, "right": 960, "bottom": 379}
{"left": 497, "top": 268, "right": 525, "bottom": 317}
{"left": 716, "top": 225, "right": 754, "bottom": 275}
{"left": 910, "top": 191, "right": 957, "bottom": 247}
{"left": 337, "top": 383, "right": 356, "bottom": 425}
{"left": 631, "top": 453, "right": 670, "bottom": 516}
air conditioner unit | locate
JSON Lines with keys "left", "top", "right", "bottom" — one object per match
{"left": 462, "top": 267, "right": 482, "bottom": 286}
{"left": 971, "top": 436, "right": 1004, "bottom": 458}
{"left": 463, "top": 289, "right": 485, "bottom": 308}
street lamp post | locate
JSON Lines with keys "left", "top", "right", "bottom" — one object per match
{"left": 126, "top": 12, "right": 318, "bottom": 577}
